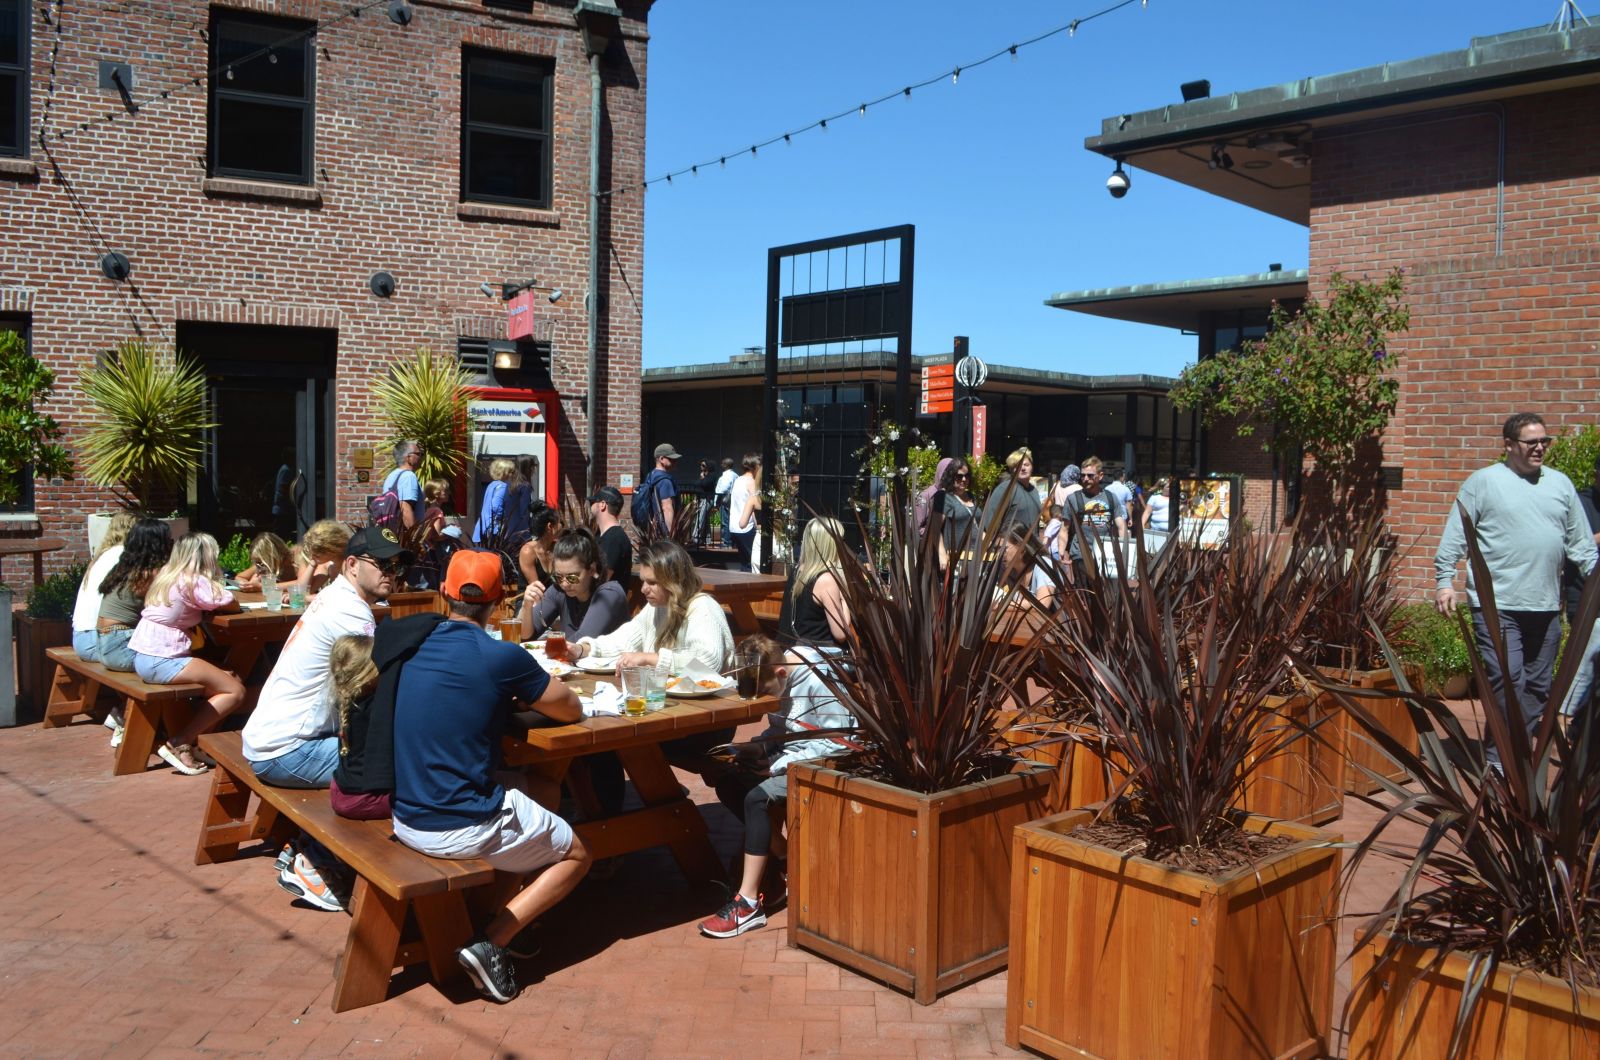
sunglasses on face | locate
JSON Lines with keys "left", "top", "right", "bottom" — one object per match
{"left": 1516, "top": 437, "right": 1552, "bottom": 449}
{"left": 358, "top": 555, "right": 403, "bottom": 576}
{"left": 954, "top": 471, "right": 970, "bottom": 480}
{"left": 554, "top": 571, "right": 586, "bottom": 585}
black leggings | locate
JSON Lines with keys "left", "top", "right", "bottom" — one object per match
{"left": 714, "top": 771, "right": 787, "bottom": 857}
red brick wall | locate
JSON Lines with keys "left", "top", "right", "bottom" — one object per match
{"left": 1211, "top": 83, "right": 1600, "bottom": 598}
{"left": 1, "top": 0, "right": 648, "bottom": 583}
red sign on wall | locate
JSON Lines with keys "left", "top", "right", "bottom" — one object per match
{"left": 506, "top": 291, "right": 537, "bottom": 340}
{"left": 971, "top": 403, "right": 987, "bottom": 458}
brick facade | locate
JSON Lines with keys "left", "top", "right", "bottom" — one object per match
{"left": 1208, "top": 83, "right": 1600, "bottom": 596}
{"left": 1, "top": 0, "right": 649, "bottom": 584}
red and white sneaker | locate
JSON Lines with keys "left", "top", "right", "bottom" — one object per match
{"left": 698, "top": 894, "right": 766, "bottom": 938}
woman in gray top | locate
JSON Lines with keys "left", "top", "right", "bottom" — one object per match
{"left": 519, "top": 528, "right": 629, "bottom": 642}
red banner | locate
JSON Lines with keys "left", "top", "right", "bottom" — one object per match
{"left": 971, "top": 403, "right": 987, "bottom": 458}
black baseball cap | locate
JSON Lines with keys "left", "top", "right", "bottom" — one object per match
{"left": 588, "top": 485, "right": 624, "bottom": 508}
{"left": 346, "top": 526, "right": 414, "bottom": 564}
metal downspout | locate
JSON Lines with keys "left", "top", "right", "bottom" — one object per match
{"left": 586, "top": 50, "right": 602, "bottom": 498}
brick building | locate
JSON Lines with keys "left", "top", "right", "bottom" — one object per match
{"left": 1077, "top": 22, "right": 1600, "bottom": 594}
{"left": 1, "top": 0, "right": 649, "bottom": 584}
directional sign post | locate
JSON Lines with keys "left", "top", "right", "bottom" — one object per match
{"left": 920, "top": 362, "right": 954, "bottom": 415}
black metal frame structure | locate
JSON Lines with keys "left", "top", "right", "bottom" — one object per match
{"left": 762, "top": 225, "right": 914, "bottom": 570}
{"left": 461, "top": 47, "right": 555, "bottom": 209}
{"left": 208, "top": 10, "right": 317, "bottom": 184}
{"left": 0, "top": 0, "right": 27, "bottom": 158}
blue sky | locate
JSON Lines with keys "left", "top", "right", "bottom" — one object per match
{"left": 639, "top": 0, "right": 1563, "bottom": 378}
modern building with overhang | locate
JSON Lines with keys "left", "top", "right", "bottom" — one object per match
{"left": 1073, "top": 21, "right": 1600, "bottom": 594}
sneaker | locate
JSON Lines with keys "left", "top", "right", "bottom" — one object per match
{"left": 698, "top": 894, "right": 766, "bottom": 939}
{"left": 278, "top": 853, "right": 345, "bottom": 912}
{"left": 457, "top": 936, "right": 519, "bottom": 1003}
{"left": 272, "top": 838, "right": 300, "bottom": 875}
{"left": 109, "top": 722, "right": 124, "bottom": 749}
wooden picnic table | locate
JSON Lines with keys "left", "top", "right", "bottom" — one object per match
{"left": 0, "top": 536, "right": 66, "bottom": 585}
{"left": 502, "top": 671, "right": 778, "bottom": 883}
{"left": 655, "top": 568, "right": 789, "bottom": 635}
{"left": 205, "top": 588, "right": 426, "bottom": 681}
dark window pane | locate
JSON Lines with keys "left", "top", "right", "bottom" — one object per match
{"left": 216, "top": 98, "right": 305, "bottom": 180}
{"left": 467, "top": 57, "right": 545, "bottom": 131}
{"left": 0, "top": 75, "right": 16, "bottom": 154}
{"left": 465, "top": 129, "right": 544, "bottom": 203}
{"left": 0, "top": 0, "right": 19, "bottom": 66}
{"left": 216, "top": 18, "right": 310, "bottom": 97}
{"left": 1137, "top": 395, "right": 1154, "bottom": 436}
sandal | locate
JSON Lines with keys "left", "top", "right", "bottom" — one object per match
{"left": 158, "top": 742, "right": 209, "bottom": 776}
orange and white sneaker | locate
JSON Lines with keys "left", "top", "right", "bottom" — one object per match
{"left": 278, "top": 853, "right": 346, "bottom": 912}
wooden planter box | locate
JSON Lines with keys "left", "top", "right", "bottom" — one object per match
{"left": 14, "top": 614, "right": 71, "bottom": 726}
{"left": 1235, "top": 689, "right": 1344, "bottom": 826}
{"left": 1349, "top": 935, "right": 1600, "bottom": 1059}
{"left": 1330, "top": 665, "right": 1422, "bottom": 797}
{"left": 787, "top": 759, "right": 1050, "bottom": 1004}
{"left": 1002, "top": 718, "right": 1115, "bottom": 812}
{"left": 1007, "top": 809, "right": 1341, "bottom": 1059}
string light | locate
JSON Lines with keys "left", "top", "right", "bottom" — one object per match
{"left": 596, "top": 0, "right": 1144, "bottom": 199}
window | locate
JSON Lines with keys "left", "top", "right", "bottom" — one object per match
{"left": 462, "top": 49, "right": 553, "bottom": 208}
{"left": 209, "top": 11, "right": 315, "bottom": 184}
{"left": 1, "top": 315, "right": 35, "bottom": 511}
{"left": 0, "top": 0, "right": 27, "bottom": 158}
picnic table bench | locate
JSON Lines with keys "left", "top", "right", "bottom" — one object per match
{"left": 40, "top": 646, "right": 208, "bottom": 776}
{"left": 194, "top": 731, "right": 498, "bottom": 1012}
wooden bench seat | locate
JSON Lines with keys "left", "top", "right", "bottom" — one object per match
{"left": 41, "top": 646, "right": 208, "bottom": 776}
{"left": 194, "top": 731, "right": 498, "bottom": 1012}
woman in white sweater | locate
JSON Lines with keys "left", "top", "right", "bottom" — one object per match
{"left": 576, "top": 539, "right": 734, "bottom": 674}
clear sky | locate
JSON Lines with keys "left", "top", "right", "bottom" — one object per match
{"left": 639, "top": 0, "right": 1566, "bottom": 378}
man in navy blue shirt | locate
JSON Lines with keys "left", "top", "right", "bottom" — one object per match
{"left": 391, "top": 549, "right": 587, "bottom": 1003}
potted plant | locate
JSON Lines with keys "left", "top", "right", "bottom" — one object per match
{"left": 1336, "top": 513, "right": 1600, "bottom": 1059}
{"left": 1008, "top": 531, "right": 1342, "bottom": 1059}
{"left": 372, "top": 347, "right": 477, "bottom": 486}
{"left": 1389, "top": 600, "right": 1473, "bottom": 699}
{"left": 786, "top": 499, "right": 1052, "bottom": 1004}
{"left": 78, "top": 340, "right": 210, "bottom": 548}
{"left": 13, "top": 564, "right": 83, "bottom": 725}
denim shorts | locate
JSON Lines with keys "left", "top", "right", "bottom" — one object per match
{"left": 72, "top": 629, "right": 101, "bottom": 663}
{"left": 248, "top": 736, "right": 340, "bottom": 789}
{"left": 133, "top": 651, "right": 193, "bottom": 685}
{"left": 98, "top": 628, "right": 136, "bottom": 672}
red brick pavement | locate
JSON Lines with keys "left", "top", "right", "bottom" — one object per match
{"left": 0, "top": 708, "right": 1438, "bottom": 1058}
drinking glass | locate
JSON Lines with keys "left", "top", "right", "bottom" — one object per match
{"left": 620, "top": 666, "right": 649, "bottom": 717}
{"left": 643, "top": 669, "right": 667, "bottom": 712}
{"left": 262, "top": 574, "right": 281, "bottom": 611}
{"left": 734, "top": 649, "right": 763, "bottom": 699}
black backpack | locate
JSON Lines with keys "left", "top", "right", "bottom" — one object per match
{"left": 631, "top": 470, "right": 666, "bottom": 530}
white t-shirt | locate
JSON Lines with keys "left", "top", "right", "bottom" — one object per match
{"left": 729, "top": 475, "right": 758, "bottom": 533}
{"left": 1146, "top": 493, "right": 1171, "bottom": 532}
{"left": 73, "top": 546, "right": 124, "bottom": 633}
{"left": 242, "top": 574, "right": 376, "bottom": 763}
{"left": 715, "top": 468, "right": 738, "bottom": 497}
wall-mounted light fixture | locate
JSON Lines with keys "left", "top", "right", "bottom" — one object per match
{"left": 484, "top": 278, "right": 563, "bottom": 303}
{"left": 99, "top": 251, "right": 131, "bottom": 281}
{"left": 369, "top": 271, "right": 397, "bottom": 297}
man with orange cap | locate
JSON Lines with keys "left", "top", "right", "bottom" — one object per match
{"left": 389, "top": 548, "right": 589, "bottom": 1003}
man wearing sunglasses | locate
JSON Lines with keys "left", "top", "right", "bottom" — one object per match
{"left": 1435, "top": 413, "right": 1596, "bottom": 755}
{"left": 243, "top": 526, "right": 412, "bottom": 909}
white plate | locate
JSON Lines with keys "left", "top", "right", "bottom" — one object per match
{"left": 664, "top": 674, "right": 734, "bottom": 698}
{"left": 576, "top": 656, "right": 617, "bottom": 674}
{"left": 540, "top": 659, "right": 576, "bottom": 678}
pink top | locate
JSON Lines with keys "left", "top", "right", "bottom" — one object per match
{"left": 128, "top": 577, "right": 235, "bottom": 659}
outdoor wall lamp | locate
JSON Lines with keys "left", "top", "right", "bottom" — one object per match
{"left": 1106, "top": 161, "right": 1131, "bottom": 199}
{"left": 1209, "top": 143, "right": 1235, "bottom": 170}
{"left": 99, "top": 251, "right": 131, "bottom": 281}
{"left": 492, "top": 347, "right": 523, "bottom": 371}
{"left": 482, "top": 279, "right": 563, "bottom": 303}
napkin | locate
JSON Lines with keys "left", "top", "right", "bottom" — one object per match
{"left": 581, "top": 681, "right": 624, "bottom": 717}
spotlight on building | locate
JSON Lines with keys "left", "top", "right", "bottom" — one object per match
{"left": 1209, "top": 143, "right": 1234, "bottom": 170}
{"left": 479, "top": 281, "right": 497, "bottom": 299}
{"left": 1180, "top": 79, "right": 1210, "bottom": 102}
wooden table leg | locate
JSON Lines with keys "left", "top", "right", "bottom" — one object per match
{"left": 32, "top": 552, "right": 43, "bottom": 586}
{"left": 727, "top": 599, "right": 759, "bottom": 636}
{"left": 42, "top": 666, "right": 87, "bottom": 728}
{"left": 413, "top": 890, "right": 473, "bottom": 988}
{"left": 194, "top": 765, "right": 256, "bottom": 865}
{"left": 115, "top": 696, "right": 160, "bottom": 776}
{"left": 615, "top": 744, "right": 724, "bottom": 884}
{"left": 332, "top": 878, "right": 406, "bottom": 1013}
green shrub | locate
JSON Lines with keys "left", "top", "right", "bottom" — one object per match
{"left": 1388, "top": 602, "right": 1472, "bottom": 692}
{"left": 966, "top": 452, "right": 1005, "bottom": 505}
{"left": 219, "top": 533, "right": 251, "bottom": 575}
{"left": 1547, "top": 423, "right": 1600, "bottom": 486}
{"left": 26, "top": 563, "right": 86, "bottom": 621}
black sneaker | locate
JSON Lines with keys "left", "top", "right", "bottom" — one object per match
{"left": 457, "top": 936, "right": 518, "bottom": 1003}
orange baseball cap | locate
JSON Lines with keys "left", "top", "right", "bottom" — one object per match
{"left": 443, "top": 549, "right": 505, "bottom": 604}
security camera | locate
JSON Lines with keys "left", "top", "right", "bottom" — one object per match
{"left": 1106, "top": 162, "right": 1131, "bottom": 199}
{"left": 547, "top": 288, "right": 563, "bottom": 304}
{"left": 479, "top": 281, "right": 496, "bottom": 298}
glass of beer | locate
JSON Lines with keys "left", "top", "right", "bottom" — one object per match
{"left": 620, "top": 666, "right": 649, "bottom": 717}
{"left": 545, "top": 622, "right": 567, "bottom": 662}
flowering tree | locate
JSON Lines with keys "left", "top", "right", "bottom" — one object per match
{"left": 1170, "top": 269, "right": 1408, "bottom": 491}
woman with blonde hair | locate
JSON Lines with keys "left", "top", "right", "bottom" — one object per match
{"left": 573, "top": 539, "right": 733, "bottom": 674}
{"left": 790, "top": 516, "right": 850, "bottom": 647}
{"left": 234, "top": 531, "right": 296, "bottom": 592}
{"left": 128, "top": 533, "right": 244, "bottom": 774}
{"left": 473, "top": 457, "right": 516, "bottom": 544}
{"left": 291, "top": 519, "right": 352, "bottom": 595}
{"left": 981, "top": 446, "right": 1042, "bottom": 540}
{"left": 71, "top": 510, "right": 139, "bottom": 663}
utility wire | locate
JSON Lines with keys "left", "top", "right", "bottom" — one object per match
{"left": 597, "top": 0, "right": 1148, "bottom": 200}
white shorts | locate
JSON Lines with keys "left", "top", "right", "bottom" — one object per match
{"left": 394, "top": 787, "right": 573, "bottom": 875}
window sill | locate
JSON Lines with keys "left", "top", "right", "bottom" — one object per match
{"left": 0, "top": 157, "right": 39, "bottom": 181}
{"left": 203, "top": 177, "right": 323, "bottom": 207}
{"left": 0, "top": 513, "right": 42, "bottom": 527}
{"left": 457, "top": 200, "right": 560, "bottom": 227}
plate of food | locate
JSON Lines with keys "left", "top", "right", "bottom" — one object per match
{"left": 576, "top": 656, "right": 617, "bottom": 674}
{"left": 540, "top": 658, "right": 576, "bottom": 679}
{"left": 665, "top": 674, "right": 734, "bottom": 698}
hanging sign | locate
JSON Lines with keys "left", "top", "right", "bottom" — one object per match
{"left": 971, "top": 403, "right": 988, "bottom": 458}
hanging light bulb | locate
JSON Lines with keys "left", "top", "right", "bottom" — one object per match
{"left": 719, "top": 156, "right": 726, "bottom": 167}
{"left": 820, "top": 118, "right": 828, "bottom": 131}
{"left": 783, "top": 133, "right": 791, "bottom": 143}
{"left": 268, "top": 51, "right": 278, "bottom": 64}
{"left": 1008, "top": 44, "right": 1018, "bottom": 61}
{"left": 951, "top": 67, "right": 961, "bottom": 85}
{"left": 858, "top": 103, "right": 866, "bottom": 117}
{"left": 902, "top": 86, "right": 911, "bottom": 98}
{"left": 1069, "top": 19, "right": 1078, "bottom": 37}
{"left": 750, "top": 145, "right": 757, "bottom": 156}
{"left": 225, "top": 66, "right": 234, "bottom": 80}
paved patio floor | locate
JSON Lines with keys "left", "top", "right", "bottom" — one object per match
{"left": 0, "top": 707, "right": 1425, "bottom": 1058}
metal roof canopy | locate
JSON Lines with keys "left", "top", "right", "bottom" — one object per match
{"left": 1086, "top": 23, "right": 1600, "bottom": 224}
{"left": 1045, "top": 269, "right": 1309, "bottom": 330}
{"left": 643, "top": 352, "right": 1176, "bottom": 395}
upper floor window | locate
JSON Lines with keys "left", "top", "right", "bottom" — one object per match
{"left": 209, "top": 10, "right": 315, "bottom": 184}
{"left": 0, "top": 0, "right": 28, "bottom": 158}
{"left": 461, "top": 49, "right": 552, "bottom": 209}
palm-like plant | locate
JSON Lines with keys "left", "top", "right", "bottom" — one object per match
{"left": 78, "top": 339, "right": 213, "bottom": 511}
{"left": 1329, "top": 508, "right": 1600, "bottom": 1057}
{"left": 372, "top": 348, "right": 476, "bottom": 483}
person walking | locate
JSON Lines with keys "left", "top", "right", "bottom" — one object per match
{"left": 726, "top": 454, "right": 762, "bottom": 573}
{"left": 1435, "top": 413, "right": 1597, "bottom": 755}
{"left": 981, "top": 447, "right": 1042, "bottom": 540}
{"left": 1060, "top": 456, "right": 1127, "bottom": 583}
{"left": 636, "top": 444, "right": 681, "bottom": 536}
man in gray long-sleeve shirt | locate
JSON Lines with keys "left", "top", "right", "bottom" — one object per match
{"left": 1435, "top": 413, "right": 1598, "bottom": 753}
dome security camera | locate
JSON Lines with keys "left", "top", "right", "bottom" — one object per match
{"left": 1106, "top": 161, "right": 1131, "bottom": 199}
